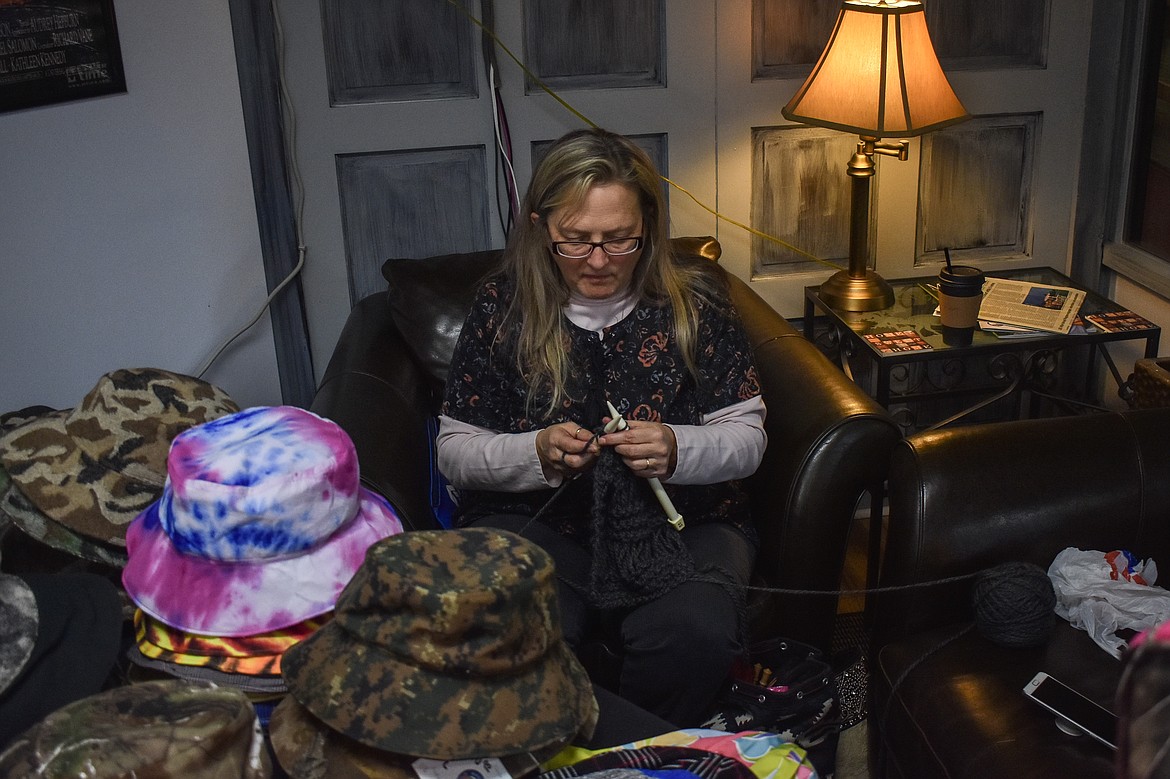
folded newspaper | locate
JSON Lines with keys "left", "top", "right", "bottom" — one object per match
{"left": 978, "top": 277, "right": 1086, "bottom": 334}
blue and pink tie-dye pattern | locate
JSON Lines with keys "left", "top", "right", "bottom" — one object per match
{"left": 122, "top": 406, "right": 404, "bottom": 637}
{"left": 159, "top": 406, "right": 361, "bottom": 562}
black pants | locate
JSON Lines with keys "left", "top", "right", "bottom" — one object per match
{"left": 468, "top": 515, "right": 754, "bottom": 732}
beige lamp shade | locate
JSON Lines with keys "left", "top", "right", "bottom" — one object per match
{"left": 782, "top": 0, "right": 968, "bottom": 138}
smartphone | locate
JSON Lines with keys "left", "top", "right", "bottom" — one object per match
{"left": 1022, "top": 671, "right": 1118, "bottom": 750}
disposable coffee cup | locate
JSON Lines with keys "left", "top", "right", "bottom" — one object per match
{"left": 938, "top": 265, "right": 985, "bottom": 345}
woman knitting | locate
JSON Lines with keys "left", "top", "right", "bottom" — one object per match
{"left": 437, "top": 127, "right": 766, "bottom": 728}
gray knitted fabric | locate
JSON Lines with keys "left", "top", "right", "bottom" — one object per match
{"left": 588, "top": 448, "right": 694, "bottom": 610}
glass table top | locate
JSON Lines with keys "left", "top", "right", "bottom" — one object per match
{"left": 805, "top": 266, "right": 1151, "bottom": 358}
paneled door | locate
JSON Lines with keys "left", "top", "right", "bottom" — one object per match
{"left": 271, "top": 0, "right": 717, "bottom": 381}
{"left": 249, "top": 0, "right": 1096, "bottom": 391}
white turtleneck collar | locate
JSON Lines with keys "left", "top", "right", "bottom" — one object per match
{"left": 564, "top": 288, "right": 638, "bottom": 335}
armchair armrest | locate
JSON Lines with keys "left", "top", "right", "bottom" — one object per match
{"left": 728, "top": 274, "right": 901, "bottom": 650}
{"left": 870, "top": 408, "right": 1170, "bottom": 649}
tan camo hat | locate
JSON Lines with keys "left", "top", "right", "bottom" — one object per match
{"left": 0, "top": 679, "right": 271, "bottom": 778}
{"left": 0, "top": 368, "right": 238, "bottom": 547}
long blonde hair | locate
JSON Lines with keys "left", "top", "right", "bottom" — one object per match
{"left": 500, "top": 128, "right": 724, "bottom": 418}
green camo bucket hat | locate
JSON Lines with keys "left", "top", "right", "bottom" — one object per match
{"left": 0, "top": 470, "right": 128, "bottom": 568}
{"left": 0, "top": 679, "right": 271, "bottom": 778}
{"left": 279, "top": 528, "right": 598, "bottom": 760}
{"left": 0, "top": 368, "right": 238, "bottom": 547}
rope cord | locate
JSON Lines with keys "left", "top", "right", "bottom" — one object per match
{"left": 445, "top": 0, "right": 844, "bottom": 272}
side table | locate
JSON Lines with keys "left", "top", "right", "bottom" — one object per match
{"left": 805, "top": 266, "right": 1160, "bottom": 596}
{"left": 803, "top": 266, "right": 1161, "bottom": 432}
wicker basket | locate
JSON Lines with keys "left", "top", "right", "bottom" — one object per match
{"left": 1134, "top": 358, "right": 1170, "bottom": 409}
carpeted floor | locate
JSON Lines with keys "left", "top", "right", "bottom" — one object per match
{"left": 836, "top": 721, "right": 870, "bottom": 779}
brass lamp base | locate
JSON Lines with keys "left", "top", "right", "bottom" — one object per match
{"left": 819, "top": 268, "right": 894, "bottom": 312}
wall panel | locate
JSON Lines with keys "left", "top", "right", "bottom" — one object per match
{"left": 337, "top": 146, "right": 492, "bottom": 304}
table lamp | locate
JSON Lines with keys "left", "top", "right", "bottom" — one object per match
{"left": 782, "top": 0, "right": 969, "bottom": 312}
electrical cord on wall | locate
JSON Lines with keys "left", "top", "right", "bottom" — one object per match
{"left": 196, "top": 0, "right": 309, "bottom": 380}
{"left": 490, "top": 60, "right": 521, "bottom": 233}
{"left": 455, "top": 0, "right": 843, "bottom": 272}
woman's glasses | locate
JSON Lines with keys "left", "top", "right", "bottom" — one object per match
{"left": 550, "top": 236, "right": 643, "bottom": 259}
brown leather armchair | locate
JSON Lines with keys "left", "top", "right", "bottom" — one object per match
{"left": 309, "top": 237, "right": 900, "bottom": 652}
{"left": 867, "top": 407, "right": 1170, "bottom": 778}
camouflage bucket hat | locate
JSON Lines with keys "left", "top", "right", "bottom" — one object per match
{"left": 269, "top": 696, "right": 416, "bottom": 779}
{"left": 0, "top": 368, "right": 239, "bottom": 547}
{"left": 1, "top": 473, "right": 128, "bottom": 568}
{"left": 280, "top": 528, "right": 599, "bottom": 760}
{"left": 0, "top": 679, "right": 271, "bottom": 778}
{"left": 0, "top": 574, "right": 37, "bottom": 696}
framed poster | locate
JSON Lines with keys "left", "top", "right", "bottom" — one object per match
{"left": 0, "top": 0, "right": 126, "bottom": 113}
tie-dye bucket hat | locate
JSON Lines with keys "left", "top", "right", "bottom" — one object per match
{"left": 0, "top": 679, "right": 271, "bottom": 778}
{"left": 121, "top": 405, "right": 404, "bottom": 637}
{"left": 0, "top": 368, "right": 239, "bottom": 548}
{"left": 277, "top": 528, "right": 599, "bottom": 762}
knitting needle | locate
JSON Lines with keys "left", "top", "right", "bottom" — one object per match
{"left": 605, "top": 400, "right": 685, "bottom": 531}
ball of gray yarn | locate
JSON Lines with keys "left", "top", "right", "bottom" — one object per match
{"left": 973, "top": 562, "right": 1057, "bottom": 648}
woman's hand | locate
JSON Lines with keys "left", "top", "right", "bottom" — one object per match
{"left": 600, "top": 419, "right": 677, "bottom": 479}
{"left": 536, "top": 422, "right": 600, "bottom": 479}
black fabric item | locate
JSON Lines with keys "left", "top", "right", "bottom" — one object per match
{"left": 466, "top": 515, "right": 752, "bottom": 728}
{"left": 582, "top": 683, "right": 675, "bottom": 749}
{"left": 0, "top": 572, "right": 124, "bottom": 749}
{"left": 701, "top": 637, "right": 840, "bottom": 776}
{"left": 588, "top": 448, "right": 693, "bottom": 610}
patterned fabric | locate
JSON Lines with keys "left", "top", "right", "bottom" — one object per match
{"left": 125, "top": 646, "right": 290, "bottom": 694}
{"left": 1119, "top": 620, "right": 1170, "bottom": 777}
{"left": 545, "top": 730, "right": 817, "bottom": 779}
{"left": 279, "top": 528, "right": 599, "bottom": 760}
{"left": 0, "top": 368, "right": 239, "bottom": 547}
{"left": 0, "top": 679, "right": 271, "bottom": 779}
{"left": 122, "top": 406, "right": 404, "bottom": 637}
{"left": 1, "top": 474, "right": 128, "bottom": 568}
{"left": 0, "top": 573, "right": 37, "bottom": 695}
{"left": 268, "top": 697, "right": 418, "bottom": 779}
{"left": 443, "top": 275, "right": 760, "bottom": 539}
{"left": 134, "top": 608, "right": 328, "bottom": 676}
{"left": 540, "top": 746, "right": 756, "bottom": 779}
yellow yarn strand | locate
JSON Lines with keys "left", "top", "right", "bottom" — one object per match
{"left": 446, "top": 0, "right": 845, "bottom": 272}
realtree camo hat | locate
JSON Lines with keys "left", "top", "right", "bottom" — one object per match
{"left": 0, "top": 679, "right": 271, "bottom": 778}
{"left": 269, "top": 696, "right": 418, "bottom": 779}
{"left": 0, "top": 368, "right": 239, "bottom": 547}
{"left": 0, "top": 574, "right": 37, "bottom": 696}
{"left": 278, "top": 528, "right": 599, "bottom": 761}
{"left": 122, "top": 406, "right": 404, "bottom": 636}
{"left": 0, "top": 573, "right": 126, "bottom": 751}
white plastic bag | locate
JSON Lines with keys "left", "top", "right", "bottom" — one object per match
{"left": 1047, "top": 547, "right": 1170, "bottom": 658}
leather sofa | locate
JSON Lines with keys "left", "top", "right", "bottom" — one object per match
{"left": 308, "top": 236, "right": 900, "bottom": 652}
{"left": 867, "top": 407, "right": 1170, "bottom": 778}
